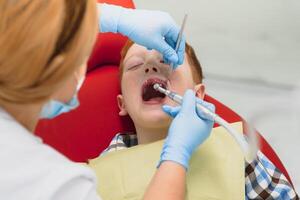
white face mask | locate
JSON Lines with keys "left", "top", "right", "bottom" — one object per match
{"left": 40, "top": 76, "right": 85, "bottom": 119}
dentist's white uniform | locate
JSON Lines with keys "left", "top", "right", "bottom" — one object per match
{"left": 0, "top": 108, "right": 101, "bottom": 200}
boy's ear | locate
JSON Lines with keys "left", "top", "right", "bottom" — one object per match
{"left": 194, "top": 84, "right": 205, "bottom": 99}
{"left": 117, "top": 94, "right": 128, "bottom": 116}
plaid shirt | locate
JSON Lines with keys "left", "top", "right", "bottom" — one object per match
{"left": 102, "top": 133, "right": 299, "bottom": 200}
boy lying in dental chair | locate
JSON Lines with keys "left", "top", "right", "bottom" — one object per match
{"left": 89, "top": 41, "right": 298, "bottom": 200}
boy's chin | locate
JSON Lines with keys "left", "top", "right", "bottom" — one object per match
{"left": 140, "top": 109, "right": 171, "bottom": 126}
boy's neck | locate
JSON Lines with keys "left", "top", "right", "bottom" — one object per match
{"left": 135, "top": 125, "right": 168, "bottom": 144}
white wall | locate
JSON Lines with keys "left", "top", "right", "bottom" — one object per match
{"left": 135, "top": 0, "right": 300, "bottom": 85}
{"left": 135, "top": 0, "right": 300, "bottom": 192}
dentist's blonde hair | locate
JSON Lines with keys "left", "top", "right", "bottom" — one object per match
{"left": 0, "top": 0, "right": 97, "bottom": 105}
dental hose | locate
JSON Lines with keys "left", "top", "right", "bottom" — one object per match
{"left": 153, "top": 84, "right": 256, "bottom": 162}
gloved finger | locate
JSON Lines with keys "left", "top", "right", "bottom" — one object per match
{"left": 165, "top": 24, "right": 181, "bottom": 47}
{"left": 180, "top": 90, "right": 196, "bottom": 115}
{"left": 195, "top": 98, "right": 216, "bottom": 113}
{"left": 163, "top": 37, "right": 178, "bottom": 68}
{"left": 164, "top": 27, "right": 185, "bottom": 68}
{"left": 154, "top": 39, "right": 179, "bottom": 66}
{"left": 165, "top": 37, "right": 176, "bottom": 49}
{"left": 163, "top": 37, "right": 175, "bottom": 63}
{"left": 176, "top": 35, "right": 186, "bottom": 67}
{"left": 163, "top": 25, "right": 182, "bottom": 67}
{"left": 195, "top": 99, "right": 216, "bottom": 121}
{"left": 163, "top": 56, "right": 178, "bottom": 69}
{"left": 162, "top": 105, "right": 181, "bottom": 118}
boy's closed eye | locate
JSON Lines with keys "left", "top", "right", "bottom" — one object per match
{"left": 125, "top": 57, "right": 144, "bottom": 71}
{"left": 128, "top": 63, "right": 144, "bottom": 71}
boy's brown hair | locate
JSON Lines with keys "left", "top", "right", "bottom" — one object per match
{"left": 119, "top": 40, "right": 203, "bottom": 84}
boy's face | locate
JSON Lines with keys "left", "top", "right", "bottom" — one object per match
{"left": 117, "top": 44, "right": 205, "bottom": 130}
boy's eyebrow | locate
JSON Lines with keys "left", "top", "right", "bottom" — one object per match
{"left": 123, "top": 54, "right": 143, "bottom": 67}
{"left": 123, "top": 55, "right": 135, "bottom": 66}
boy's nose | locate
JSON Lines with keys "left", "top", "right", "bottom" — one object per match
{"left": 144, "top": 64, "right": 172, "bottom": 78}
{"left": 144, "top": 66, "right": 159, "bottom": 74}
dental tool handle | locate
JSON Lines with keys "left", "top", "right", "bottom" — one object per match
{"left": 170, "top": 14, "right": 188, "bottom": 69}
{"left": 168, "top": 91, "right": 252, "bottom": 161}
{"left": 168, "top": 92, "right": 217, "bottom": 120}
{"left": 213, "top": 116, "right": 252, "bottom": 162}
{"left": 175, "top": 14, "right": 188, "bottom": 52}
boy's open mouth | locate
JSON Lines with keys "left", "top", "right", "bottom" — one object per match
{"left": 142, "top": 78, "right": 167, "bottom": 102}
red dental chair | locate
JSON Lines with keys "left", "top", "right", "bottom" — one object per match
{"left": 35, "top": 0, "right": 293, "bottom": 186}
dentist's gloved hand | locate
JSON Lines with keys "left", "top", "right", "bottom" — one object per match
{"left": 99, "top": 3, "right": 185, "bottom": 68}
{"left": 159, "top": 90, "right": 215, "bottom": 170}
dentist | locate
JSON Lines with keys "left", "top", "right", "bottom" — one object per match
{"left": 0, "top": 1, "right": 214, "bottom": 200}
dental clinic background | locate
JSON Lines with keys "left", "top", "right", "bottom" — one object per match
{"left": 135, "top": 0, "right": 300, "bottom": 191}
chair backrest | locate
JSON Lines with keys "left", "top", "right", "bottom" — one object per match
{"left": 35, "top": 0, "right": 293, "bottom": 185}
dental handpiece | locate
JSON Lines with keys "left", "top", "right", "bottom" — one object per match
{"left": 153, "top": 84, "right": 254, "bottom": 162}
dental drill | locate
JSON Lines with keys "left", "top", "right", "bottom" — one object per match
{"left": 153, "top": 84, "right": 256, "bottom": 162}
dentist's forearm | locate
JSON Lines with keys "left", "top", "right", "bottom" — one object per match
{"left": 143, "top": 161, "right": 186, "bottom": 200}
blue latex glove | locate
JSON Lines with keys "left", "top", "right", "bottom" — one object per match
{"left": 99, "top": 3, "right": 185, "bottom": 68}
{"left": 159, "top": 90, "right": 215, "bottom": 170}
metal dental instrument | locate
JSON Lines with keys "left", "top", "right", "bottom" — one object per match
{"left": 175, "top": 14, "right": 188, "bottom": 53}
{"left": 170, "top": 14, "right": 188, "bottom": 68}
{"left": 153, "top": 83, "right": 255, "bottom": 162}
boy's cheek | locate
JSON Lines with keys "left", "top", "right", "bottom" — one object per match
{"left": 123, "top": 81, "right": 139, "bottom": 95}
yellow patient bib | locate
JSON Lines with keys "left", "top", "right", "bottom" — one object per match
{"left": 89, "top": 122, "right": 245, "bottom": 200}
